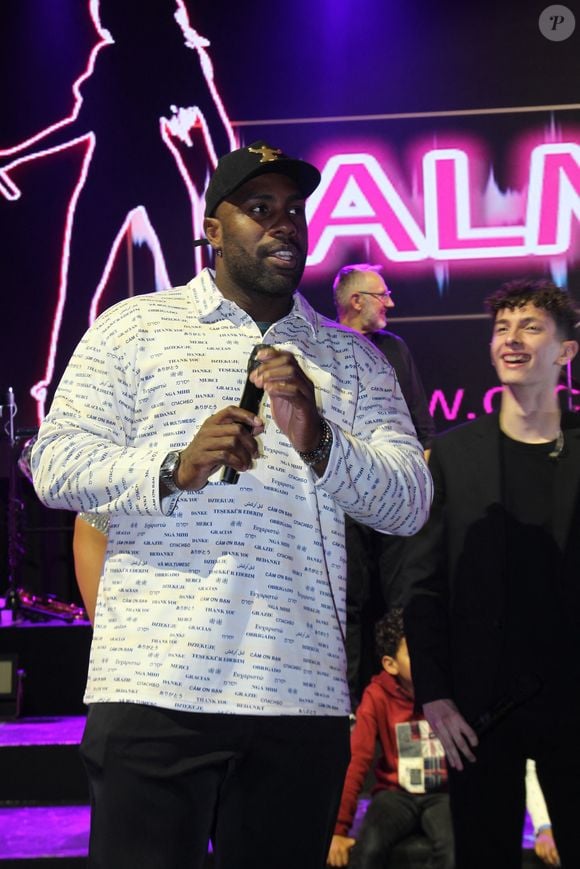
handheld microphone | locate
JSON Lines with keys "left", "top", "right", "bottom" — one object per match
{"left": 221, "top": 344, "right": 270, "bottom": 485}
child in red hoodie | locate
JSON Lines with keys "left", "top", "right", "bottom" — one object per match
{"left": 327, "top": 608, "right": 453, "bottom": 868}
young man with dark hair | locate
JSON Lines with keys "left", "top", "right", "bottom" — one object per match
{"left": 485, "top": 279, "right": 579, "bottom": 340}
{"left": 328, "top": 608, "right": 453, "bottom": 869}
{"left": 31, "top": 141, "right": 431, "bottom": 869}
{"left": 403, "top": 278, "right": 580, "bottom": 868}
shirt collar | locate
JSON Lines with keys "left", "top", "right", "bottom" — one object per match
{"left": 189, "top": 268, "right": 318, "bottom": 336}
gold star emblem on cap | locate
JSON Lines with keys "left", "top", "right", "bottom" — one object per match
{"left": 248, "top": 145, "right": 283, "bottom": 163}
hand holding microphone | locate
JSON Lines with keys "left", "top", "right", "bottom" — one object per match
{"left": 171, "top": 346, "right": 267, "bottom": 492}
{"left": 174, "top": 344, "right": 323, "bottom": 491}
{"left": 220, "top": 343, "right": 326, "bottom": 482}
{"left": 221, "top": 344, "right": 270, "bottom": 484}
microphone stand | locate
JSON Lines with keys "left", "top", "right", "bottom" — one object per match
{"left": 3, "top": 388, "right": 22, "bottom": 621}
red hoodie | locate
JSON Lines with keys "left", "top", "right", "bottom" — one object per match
{"left": 334, "top": 670, "right": 448, "bottom": 836}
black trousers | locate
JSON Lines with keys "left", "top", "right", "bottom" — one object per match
{"left": 349, "top": 790, "right": 454, "bottom": 869}
{"left": 345, "top": 518, "right": 407, "bottom": 710}
{"left": 80, "top": 703, "right": 350, "bottom": 869}
{"left": 449, "top": 693, "right": 580, "bottom": 869}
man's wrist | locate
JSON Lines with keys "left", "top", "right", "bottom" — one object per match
{"left": 297, "top": 417, "right": 333, "bottom": 466}
{"left": 159, "top": 450, "right": 183, "bottom": 495}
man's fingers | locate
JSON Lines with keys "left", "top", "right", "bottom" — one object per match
{"left": 251, "top": 351, "right": 313, "bottom": 400}
{"left": 436, "top": 728, "right": 465, "bottom": 771}
{"left": 445, "top": 720, "right": 478, "bottom": 767}
{"left": 424, "top": 698, "right": 478, "bottom": 771}
{"left": 215, "top": 406, "right": 264, "bottom": 431}
{"left": 177, "top": 414, "right": 264, "bottom": 489}
{"left": 199, "top": 428, "right": 260, "bottom": 467}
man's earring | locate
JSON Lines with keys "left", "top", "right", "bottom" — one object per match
{"left": 216, "top": 248, "right": 223, "bottom": 258}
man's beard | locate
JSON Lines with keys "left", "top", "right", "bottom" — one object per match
{"left": 222, "top": 240, "right": 306, "bottom": 297}
{"left": 363, "top": 310, "right": 386, "bottom": 333}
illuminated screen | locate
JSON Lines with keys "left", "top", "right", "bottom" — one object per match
{"left": 0, "top": 2, "right": 578, "bottom": 432}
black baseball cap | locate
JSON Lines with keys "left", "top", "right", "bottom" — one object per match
{"left": 203, "top": 141, "right": 321, "bottom": 217}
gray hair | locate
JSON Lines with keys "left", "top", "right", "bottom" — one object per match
{"left": 332, "top": 263, "right": 384, "bottom": 316}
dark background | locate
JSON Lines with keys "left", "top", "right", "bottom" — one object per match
{"left": 0, "top": 0, "right": 578, "bottom": 601}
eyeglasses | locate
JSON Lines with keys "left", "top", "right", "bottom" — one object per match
{"left": 356, "top": 291, "right": 392, "bottom": 300}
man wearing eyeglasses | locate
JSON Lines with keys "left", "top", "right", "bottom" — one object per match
{"left": 333, "top": 263, "right": 435, "bottom": 711}
{"left": 334, "top": 262, "right": 395, "bottom": 333}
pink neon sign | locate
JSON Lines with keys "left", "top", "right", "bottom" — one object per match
{"left": 429, "top": 383, "right": 580, "bottom": 424}
{"left": 0, "top": 0, "right": 237, "bottom": 422}
{"left": 306, "top": 142, "right": 580, "bottom": 268}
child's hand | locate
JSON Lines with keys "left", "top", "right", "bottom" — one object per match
{"left": 327, "top": 834, "right": 355, "bottom": 866}
{"left": 535, "top": 827, "right": 561, "bottom": 866}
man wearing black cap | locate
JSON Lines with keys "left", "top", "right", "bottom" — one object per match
{"left": 32, "top": 141, "right": 432, "bottom": 869}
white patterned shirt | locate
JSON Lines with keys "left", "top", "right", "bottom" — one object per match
{"left": 32, "top": 269, "right": 432, "bottom": 716}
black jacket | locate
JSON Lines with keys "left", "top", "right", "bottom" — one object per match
{"left": 403, "top": 411, "right": 580, "bottom": 721}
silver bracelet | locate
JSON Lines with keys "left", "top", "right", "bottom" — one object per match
{"left": 298, "top": 418, "right": 333, "bottom": 466}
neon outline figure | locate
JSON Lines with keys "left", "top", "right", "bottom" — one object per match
{"left": 0, "top": 0, "right": 237, "bottom": 421}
